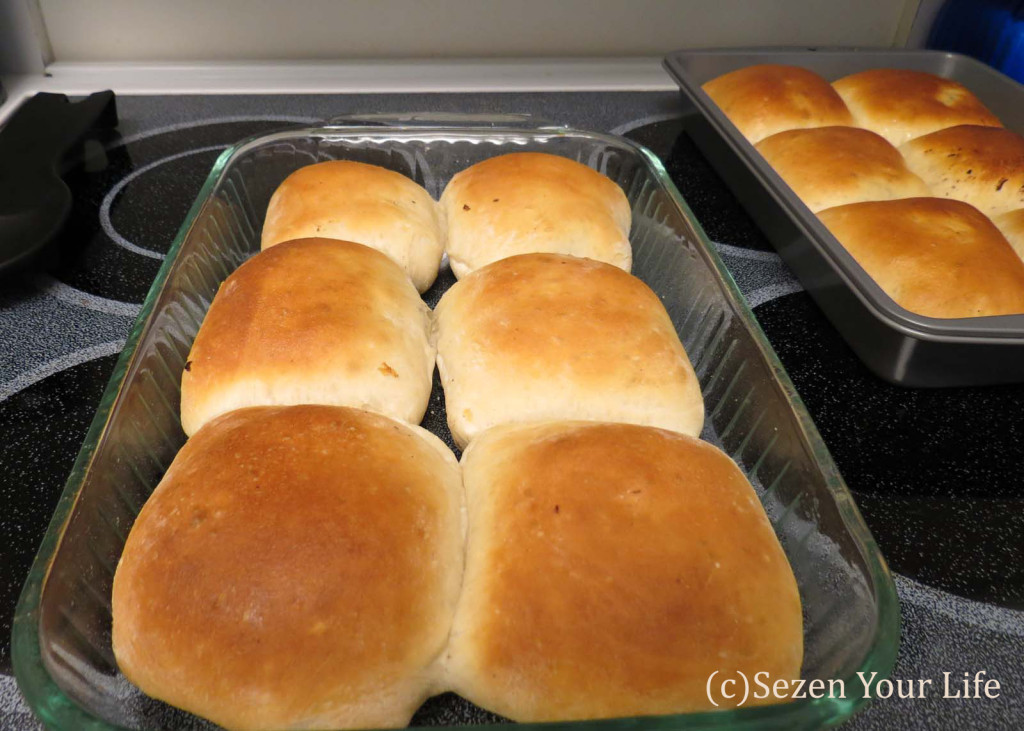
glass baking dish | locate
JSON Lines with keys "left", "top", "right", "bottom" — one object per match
{"left": 12, "top": 120, "right": 899, "bottom": 730}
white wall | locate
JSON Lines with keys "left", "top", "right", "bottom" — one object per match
{"left": 38, "top": 0, "right": 920, "bottom": 62}
{"left": 1, "top": 0, "right": 51, "bottom": 72}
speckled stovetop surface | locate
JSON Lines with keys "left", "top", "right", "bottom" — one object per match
{"left": 0, "top": 92, "right": 1021, "bottom": 730}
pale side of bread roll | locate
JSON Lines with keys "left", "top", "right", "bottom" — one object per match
{"left": 180, "top": 238, "right": 434, "bottom": 436}
{"left": 994, "top": 209, "right": 1024, "bottom": 261}
{"left": 434, "top": 253, "right": 703, "bottom": 448}
{"left": 445, "top": 421, "right": 803, "bottom": 722}
{"left": 261, "top": 160, "right": 444, "bottom": 292}
{"left": 701, "top": 64, "right": 854, "bottom": 144}
{"left": 899, "top": 125, "right": 1024, "bottom": 217}
{"left": 756, "top": 126, "right": 930, "bottom": 212}
{"left": 832, "top": 69, "right": 1001, "bottom": 147}
{"left": 818, "top": 198, "right": 1024, "bottom": 318}
{"left": 439, "top": 152, "right": 631, "bottom": 278}
{"left": 112, "top": 405, "right": 464, "bottom": 731}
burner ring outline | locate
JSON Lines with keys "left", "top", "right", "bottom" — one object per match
{"left": 100, "top": 144, "right": 230, "bottom": 261}
{"left": 0, "top": 340, "right": 126, "bottom": 403}
{"left": 32, "top": 273, "right": 142, "bottom": 317}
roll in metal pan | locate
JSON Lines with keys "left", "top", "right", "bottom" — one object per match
{"left": 665, "top": 47, "right": 1024, "bottom": 387}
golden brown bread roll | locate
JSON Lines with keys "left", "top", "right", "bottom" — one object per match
{"left": 112, "top": 405, "right": 464, "bottom": 731}
{"left": 899, "top": 125, "right": 1024, "bottom": 217}
{"left": 701, "top": 64, "right": 854, "bottom": 144}
{"left": 756, "top": 126, "right": 930, "bottom": 212}
{"left": 817, "top": 198, "right": 1024, "bottom": 318}
{"left": 832, "top": 69, "right": 1001, "bottom": 147}
{"left": 180, "top": 238, "right": 434, "bottom": 436}
{"left": 434, "top": 253, "right": 703, "bottom": 448}
{"left": 261, "top": 160, "right": 444, "bottom": 292}
{"left": 994, "top": 209, "right": 1024, "bottom": 261}
{"left": 439, "top": 152, "right": 631, "bottom": 278}
{"left": 446, "top": 421, "right": 803, "bottom": 722}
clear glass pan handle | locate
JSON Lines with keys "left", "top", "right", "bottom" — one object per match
{"left": 324, "top": 111, "right": 566, "bottom": 130}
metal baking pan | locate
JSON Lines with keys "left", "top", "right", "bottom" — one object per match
{"left": 665, "top": 47, "right": 1024, "bottom": 387}
{"left": 12, "top": 118, "right": 898, "bottom": 730}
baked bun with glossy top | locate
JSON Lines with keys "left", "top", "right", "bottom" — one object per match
{"left": 702, "top": 64, "right": 854, "bottom": 144}
{"left": 446, "top": 420, "right": 803, "bottom": 722}
{"left": 113, "top": 405, "right": 464, "bottom": 731}
{"left": 818, "top": 197, "right": 1024, "bottom": 318}
{"left": 899, "top": 125, "right": 1024, "bottom": 217}
{"left": 434, "top": 253, "right": 703, "bottom": 447}
{"left": 181, "top": 238, "right": 434, "bottom": 435}
{"left": 440, "top": 152, "right": 632, "bottom": 278}
{"left": 832, "top": 69, "right": 1001, "bottom": 147}
{"left": 261, "top": 160, "right": 444, "bottom": 292}
{"left": 756, "top": 126, "right": 930, "bottom": 212}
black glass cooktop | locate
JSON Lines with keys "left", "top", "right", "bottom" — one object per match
{"left": 0, "top": 109, "right": 1022, "bottom": 729}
